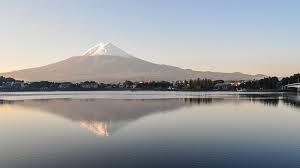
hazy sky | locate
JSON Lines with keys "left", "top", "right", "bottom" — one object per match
{"left": 0, "top": 0, "right": 299, "bottom": 76}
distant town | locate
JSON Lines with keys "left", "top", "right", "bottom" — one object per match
{"left": 0, "top": 73, "right": 299, "bottom": 92}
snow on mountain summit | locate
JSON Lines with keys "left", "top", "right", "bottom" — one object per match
{"left": 83, "top": 42, "right": 132, "bottom": 58}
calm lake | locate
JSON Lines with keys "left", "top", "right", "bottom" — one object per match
{"left": 1, "top": 91, "right": 300, "bottom": 168}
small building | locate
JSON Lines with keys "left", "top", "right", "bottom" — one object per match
{"left": 58, "top": 82, "right": 73, "bottom": 89}
{"left": 80, "top": 82, "right": 98, "bottom": 89}
{"left": 214, "top": 83, "right": 232, "bottom": 91}
{"left": 13, "top": 81, "right": 25, "bottom": 89}
{"left": 118, "top": 83, "right": 124, "bottom": 88}
{"left": 230, "top": 81, "right": 242, "bottom": 87}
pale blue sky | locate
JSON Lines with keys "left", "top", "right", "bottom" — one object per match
{"left": 0, "top": 0, "right": 299, "bottom": 76}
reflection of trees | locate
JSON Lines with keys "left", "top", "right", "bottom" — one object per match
{"left": 252, "top": 98, "right": 280, "bottom": 107}
{"left": 0, "top": 100, "right": 16, "bottom": 105}
{"left": 282, "top": 97, "right": 300, "bottom": 108}
{"left": 239, "top": 94, "right": 300, "bottom": 108}
{"left": 238, "top": 94, "right": 281, "bottom": 106}
{"left": 259, "top": 98, "right": 280, "bottom": 106}
{"left": 1, "top": 95, "right": 299, "bottom": 111}
{"left": 184, "top": 98, "right": 213, "bottom": 105}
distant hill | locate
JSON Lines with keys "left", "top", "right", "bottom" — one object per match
{"left": 1, "top": 42, "right": 266, "bottom": 82}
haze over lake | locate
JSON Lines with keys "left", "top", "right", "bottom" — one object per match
{"left": 1, "top": 91, "right": 300, "bottom": 168}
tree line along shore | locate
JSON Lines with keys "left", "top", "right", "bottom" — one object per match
{"left": 0, "top": 74, "right": 299, "bottom": 92}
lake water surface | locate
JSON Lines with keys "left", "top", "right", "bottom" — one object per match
{"left": 1, "top": 91, "right": 300, "bottom": 168}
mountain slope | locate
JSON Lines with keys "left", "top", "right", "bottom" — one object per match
{"left": 1, "top": 43, "right": 265, "bottom": 82}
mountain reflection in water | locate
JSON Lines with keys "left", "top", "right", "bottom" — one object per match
{"left": 0, "top": 93, "right": 299, "bottom": 137}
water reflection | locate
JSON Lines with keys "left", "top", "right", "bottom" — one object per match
{"left": 0, "top": 99, "right": 190, "bottom": 136}
{"left": 0, "top": 94, "right": 299, "bottom": 137}
{"left": 80, "top": 121, "right": 110, "bottom": 137}
{"left": 239, "top": 93, "right": 300, "bottom": 108}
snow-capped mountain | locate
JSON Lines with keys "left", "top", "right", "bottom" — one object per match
{"left": 0, "top": 42, "right": 265, "bottom": 82}
{"left": 83, "top": 42, "right": 132, "bottom": 58}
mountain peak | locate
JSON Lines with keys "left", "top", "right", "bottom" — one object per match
{"left": 83, "top": 42, "right": 132, "bottom": 58}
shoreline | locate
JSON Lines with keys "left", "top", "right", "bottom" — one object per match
{"left": 0, "top": 89, "right": 298, "bottom": 93}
